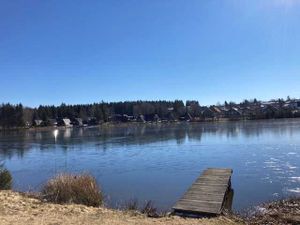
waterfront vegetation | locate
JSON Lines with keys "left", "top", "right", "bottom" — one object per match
{"left": 1, "top": 97, "right": 300, "bottom": 129}
{"left": 0, "top": 165, "right": 12, "bottom": 190}
{"left": 41, "top": 173, "right": 103, "bottom": 207}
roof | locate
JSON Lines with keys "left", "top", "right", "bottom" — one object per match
{"left": 62, "top": 118, "right": 71, "bottom": 125}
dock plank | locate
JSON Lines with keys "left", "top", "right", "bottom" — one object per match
{"left": 173, "top": 168, "right": 233, "bottom": 216}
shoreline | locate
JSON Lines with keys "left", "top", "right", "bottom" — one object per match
{"left": 0, "top": 190, "right": 242, "bottom": 225}
{"left": 0, "top": 190, "right": 299, "bottom": 225}
{"left": 1, "top": 117, "right": 300, "bottom": 132}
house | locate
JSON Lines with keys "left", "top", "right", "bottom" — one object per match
{"left": 166, "top": 112, "right": 177, "bottom": 122}
{"left": 209, "top": 106, "right": 224, "bottom": 118}
{"left": 33, "top": 120, "right": 43, "bottom": 126}
{"left": 48, "top": 119, "right": 57, "bottom": 127}
{"left": 87, "top": 117, "right": 98, "bottom": 126}
{"left": 137, "top": 115, "right": 146, "bottom": 123}
{"left": 112, "top": 114, "right": 134, "bottom": 122}
{"left": 63, "top": 118, "right": 72, "bottom": 127}
{"left": 240, "top": 106, "right": 255, "bottom": 119}
{"left": 262, "top": 105, "right": 278, "bottom": 117}
{"left": 185, "top": 112, "right": 193, "bottom": 121}
{"left": 201, "top": 107, "right": 215, "bottom": 120}
{"left": 292, "top": 109, "right": 300, "bottom": 117}
{"left": 143, "top": 113, "right": 161, "bottom": 122}
{"left": 284, "top": 100, "right": 300, "bottom": 110}
{"left": 73, "top": 118, "right": 83, "bottom": 126}
{"left": 154, "top": 114, "right": 161, "bottom": 123}
{"left": 58, "top": 118, "right": 73, "bottom": 127}
{"left": 179, "top": 112, "right": 192, "bottom": 122}
{"left": 224, "top": 107, "right": 242, "bottom": 119}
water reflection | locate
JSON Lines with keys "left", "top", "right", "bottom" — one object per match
{"left": 53, "top": 129, "right": 59, "bottom": 142}
{"left": 1, "top": 119, "right": 300, "bottom": 159}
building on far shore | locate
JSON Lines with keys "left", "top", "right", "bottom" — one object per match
{"left": 201, "top": 107, "right": 215, "bottom": 121}
{"left": 137, "top": 115, "right": 146, "bottom": 123}
{"left": 48, "top": 119, "right": 57, "bottom": 127}
{"left": 224, "top": 107, "right": 242, "bottom": 120}
{"left": 73, "top": 118, "right": 83, "bottom": 126}
{"left": 57, "top": 118, "right": 73, "bottom": 127}
{"left": 33, "top": 120, "right": 43, "bottom": 126}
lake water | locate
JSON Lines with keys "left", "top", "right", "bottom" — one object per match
{"left": 1, "top": 119, "right": 300, "bottom": 211}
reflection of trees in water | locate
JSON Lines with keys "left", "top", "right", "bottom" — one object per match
{"left": 0, "top": 130, "right": 31, "bottom": 159}
{"left": 1, "top": 119, "right": 300, "bottom": 159}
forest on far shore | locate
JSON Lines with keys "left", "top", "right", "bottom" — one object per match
{"left": 0, "top": 97, "right": 299, "bottom": 129}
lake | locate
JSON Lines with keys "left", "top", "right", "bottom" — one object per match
{"left": 1, "top": 119, "right": 300, "bottom": 211}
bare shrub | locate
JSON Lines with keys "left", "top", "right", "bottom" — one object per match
{"left": 124, "top": 198, "right": 139, "bottom": 211}
{"left": 41, "top": 173, "right": 102, "bottom": 207}
{"left": 123, "top": 199, "right": 161, "bottom": 218}
{"left": 0, "top": 168, "right": 12, "bottom": 190}
{"left": 141, "top": 200, "right": 158, "bottom": 217}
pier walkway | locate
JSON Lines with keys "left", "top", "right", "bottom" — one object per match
{"left": 173, "top": 168, "right": 233, "bottom": 216}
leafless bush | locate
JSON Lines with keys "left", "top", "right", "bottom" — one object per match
{"left": 141, "top": 200, "right": 158, "bottom": 217}
{"left": 0, "top": 167, "right": 12, "bottom": 190}
{"left": 123, "top": 198, "right": 139, "bottom": 211}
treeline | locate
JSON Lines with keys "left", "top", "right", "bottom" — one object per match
{"left": 0, "top": 104, "right": 25, "bottom": 128}
{"left": 34, "top": 100, "right": 185, "bottom": 122}
{"left": 0, "top": 100, "right": 187, "bottom": 128}
{"left": 1, "top": 98, "right": 300, "bottom": 129}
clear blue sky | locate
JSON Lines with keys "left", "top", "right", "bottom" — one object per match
{"left": 1, "top": 0, "right": 300, "bottom": 107}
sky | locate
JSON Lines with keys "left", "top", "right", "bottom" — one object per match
{"left": 1, "top": 0, "right": 300, "bottom": 107}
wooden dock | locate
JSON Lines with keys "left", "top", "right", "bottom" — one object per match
{"left": 173, "top": 168, "right": 233, "bottom": 216}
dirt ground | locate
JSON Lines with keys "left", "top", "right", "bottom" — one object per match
{"left": 0, "top": 191, "right": 243, "bottom": 225}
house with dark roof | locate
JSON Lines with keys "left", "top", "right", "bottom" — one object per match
{"left": 72, "top": 118, "right": 83, "bottom": 126}
{"left": 284, "top": 99, "right": 300, "bottom": 110}
{"left": 224, "top": 107, "right": 242, "bottom": 119}
{"left": 209, "top": 106, "right": 224, "bottom": 118}
{"left": 200, "top": 107, "right": 215, "bottom": 120}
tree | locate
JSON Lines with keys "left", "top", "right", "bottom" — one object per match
{"left": 0, "top": 103, "right": 24, "bottom": 128}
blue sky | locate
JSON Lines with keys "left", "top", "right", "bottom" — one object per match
{"left": 1, "top": 0, "right": 300, "bottom": 107}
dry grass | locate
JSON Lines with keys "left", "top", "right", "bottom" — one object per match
{"left": 123, "top": 198, "right": 139, "bottom": 211}
{"left": 140, "top": 200, "right": 159, "bottom": 217}
{"left": 41, "top": 173, "right": 102, "bottom": 207}
{"left": 245, "top": 197, "right": 300, "bottom": 225}
{"left": 0, "top": 190, "right": 244, "bottom": 225}
{"left": 123, "top": 199, "right": 161, "bottom": 217}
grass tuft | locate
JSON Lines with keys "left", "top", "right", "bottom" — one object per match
{"left": 41, "top": 173, "right": 102, "bottom": 207}
{"left": 123, "top": 198, "right": 139, "bottom": 211}
{"left": 141, "top": 200, "right": 159, "bottom": 217}
{"left": 123, "top": 199, "right": 161, "bottom": 217}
